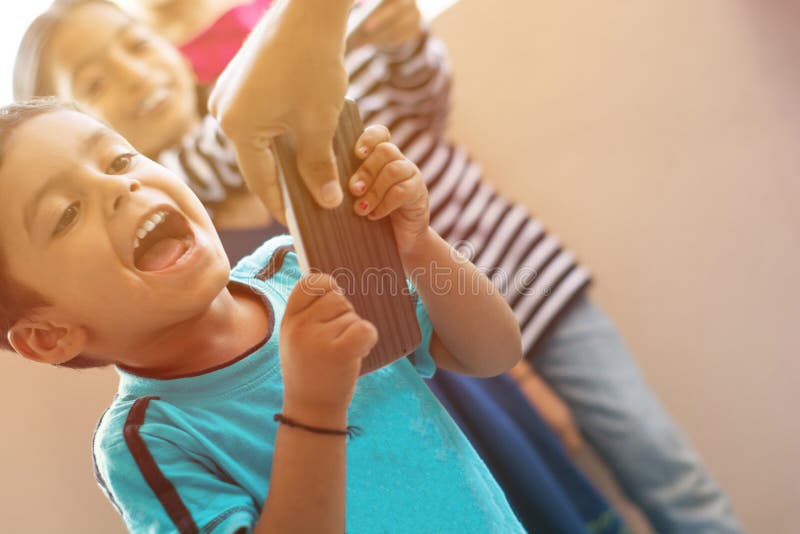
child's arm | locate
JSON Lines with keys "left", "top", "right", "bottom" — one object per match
{"left": 347, "top": 0, "right": 423, "bottom": 50}
{"left": 255, "top": 274, "right": 377, "bottom": 533}
{"left": 252, "top": 124, "right": 516, "bottom": 531}
{"left": 350, "top": 126, "right": 522, "bottom": 377}
{"left": 402, "top": 227, "right": 522, "bottom": 376}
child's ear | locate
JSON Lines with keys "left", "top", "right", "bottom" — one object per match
{"left": 7, "top": 318, "right": 88, "bottom": 365}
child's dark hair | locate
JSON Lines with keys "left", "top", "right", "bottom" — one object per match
{"left": 0, "top": 98, "right": 109, "bottom": 369}
{"left": 14, "top": 0, "right": 122, "bottom": 100}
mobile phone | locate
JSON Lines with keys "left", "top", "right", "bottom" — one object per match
{"left": 272, "top": 99, "right": 422, "bottom": 375}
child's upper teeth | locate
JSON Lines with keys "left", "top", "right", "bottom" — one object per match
{"left": 134, "top": 210, "right": 167, "bottom": 249}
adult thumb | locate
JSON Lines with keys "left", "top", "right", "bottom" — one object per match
{"left": 294, "top": 129, "right": 342, "bottom": 209}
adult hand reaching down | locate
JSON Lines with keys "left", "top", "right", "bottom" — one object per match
{"left": 209, "top": 0, "right": 352, "bottom": 224}
{"left": 347, "top": 0, "right": 424, "bottom": 50}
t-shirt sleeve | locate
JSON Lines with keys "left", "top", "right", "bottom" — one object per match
{"left": 95, "top": 427, "right": 258, "bottom": 534}
{"left": 350, "top": 30, "right": 452, "bottom": 141}
{"left": 406, "top": 280, "right": 436, "bottom": 378}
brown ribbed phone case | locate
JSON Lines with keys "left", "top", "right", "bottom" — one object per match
{"left": 272, "top": 99, "right": 422, "bottom": 375}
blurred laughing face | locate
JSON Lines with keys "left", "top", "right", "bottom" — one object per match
{"left": 44, "top": 2, "right": 198, "bottom": 157}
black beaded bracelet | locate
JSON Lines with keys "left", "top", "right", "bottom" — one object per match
{"left": 274, "top": 413, "right": 361, "bottom": 439}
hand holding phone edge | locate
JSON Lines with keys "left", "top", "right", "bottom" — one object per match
{"left": 209, "top": 0, "right": 352, "bottom": 221}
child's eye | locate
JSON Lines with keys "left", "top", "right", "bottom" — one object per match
{"left": 107, "top": 153, "right": 137, "bottom": 174}
{"left": 86, "top": 78, "right": 106, "bottom": 98}
{"left": 130, "top": 38, "right": 151, "bottom": 53}
{"left": 53, "top": 202, "right": 80, "bottom": 236}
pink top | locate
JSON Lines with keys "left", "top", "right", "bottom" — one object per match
{"left": 178, "top": 0, "right": 273, "bottom": 83}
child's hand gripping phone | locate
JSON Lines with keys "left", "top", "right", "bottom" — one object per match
{"left": 273, "top": 100, "right": 421, "bottom": 375}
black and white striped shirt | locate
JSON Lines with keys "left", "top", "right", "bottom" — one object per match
{"left": 158, "top": 32, "right": 590, "bottom": 357}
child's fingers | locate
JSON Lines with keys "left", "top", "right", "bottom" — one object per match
{"left": 302, "top": 289, "right": 355, "bottom": 323}
{"left": 332, "top": 318, "right": 379, "bottom": 359}
{"left": 353, "top": 125, "right": 391, "bottom": 160}
{"left": 349, "top": 140, "right": 403, "bottom": 196}
{"left": 353, "top": 159, "right": 418, "bottom": 216}
{"left": 285, "top": 272, "right": 342, "bottom": 316}
{"left": 322, "top": 310, "right": 364, "bottom": 340}
{"left": 366, "top": 174, "right": 428, "bottom": 221}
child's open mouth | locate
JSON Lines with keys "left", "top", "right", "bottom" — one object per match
{"left": 133, "top": 207, "right": 195, "bottom": 272}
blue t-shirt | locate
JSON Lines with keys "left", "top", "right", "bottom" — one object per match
{"left": 92, "top": 235, "right": 523, "bottom": 533}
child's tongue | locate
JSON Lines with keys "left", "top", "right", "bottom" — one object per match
{"left": 137, "top": 237, "right": 188, "bottom": 272}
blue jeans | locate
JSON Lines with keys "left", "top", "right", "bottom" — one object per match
{"left": 428, "top": 370, "right": 626, "bottom": 533}
{"left": 531, "top": 295, "right": 743, "bottom": 533}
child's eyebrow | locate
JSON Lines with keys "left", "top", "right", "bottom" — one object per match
{"left": 23, "top": 127, "right": 116, "bottom": 238}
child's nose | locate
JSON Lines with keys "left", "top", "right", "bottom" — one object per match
{"left": 102, "top": 177, "right": 141, "bottom": 214}
{"left": 111, "top": 54, "right": 150, "bottom": 90}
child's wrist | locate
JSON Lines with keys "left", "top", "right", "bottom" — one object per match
{"left": 274, "top": 413, "right": 358, "bottom": 438}
{"left": 281, "top": 399, "right": 349, "bottom": 430}
{"left": 399, "top": 226, "right": 436, "bottom": 269}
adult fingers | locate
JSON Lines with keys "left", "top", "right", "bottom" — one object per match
{"left": 231, "top": 140, "right": 287, "bottom": 225}
{"left": 293, "top": 113, "right": 344, "bottom": 210}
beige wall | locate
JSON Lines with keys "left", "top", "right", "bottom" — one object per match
{"left": 432, "top": 0, "right": 800, "bottom": 532}
{"left": 1, "top": 1, "right": 798, "bottom": 532}
{"left": 1, "top": 362, "right": 124, "bottom": 532}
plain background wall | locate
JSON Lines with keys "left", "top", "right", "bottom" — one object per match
{"left": 432, "top": 0, "right": 800, "bottom": 532}
{"left": 1, "top": 0, "right": 798, "bottom": 532}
